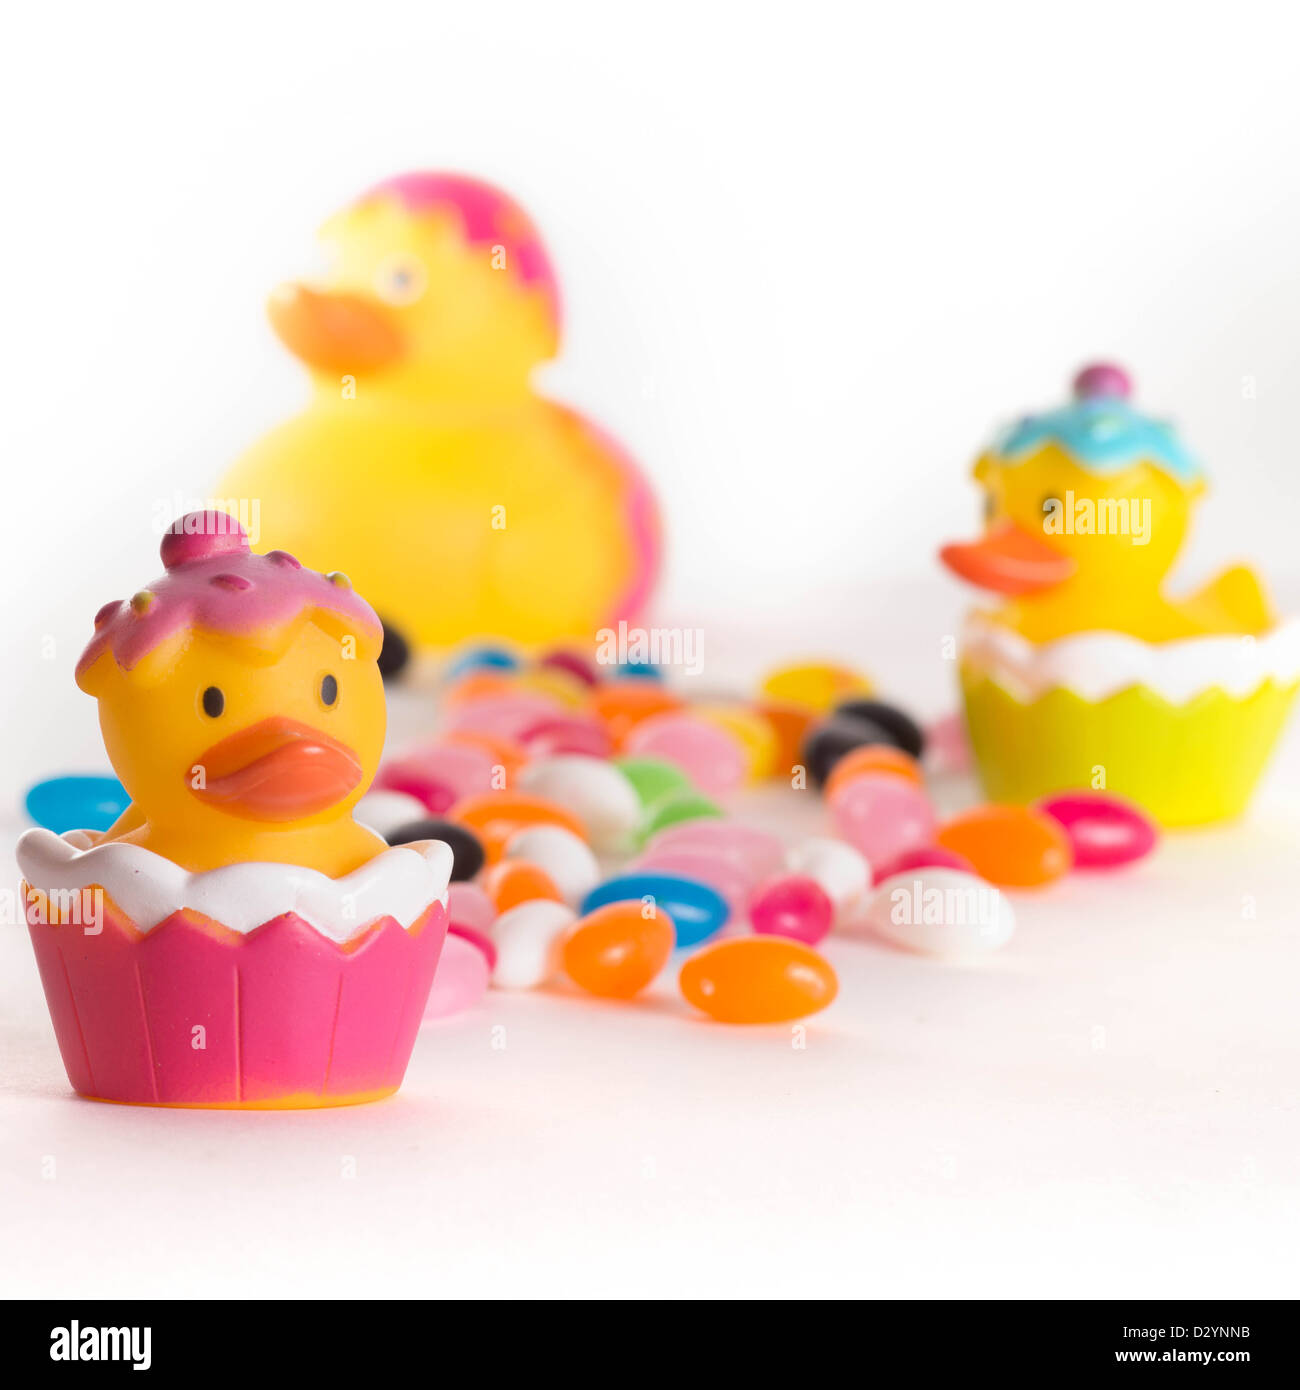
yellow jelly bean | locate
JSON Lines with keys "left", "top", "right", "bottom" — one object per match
{"left": 759, "top": 661, "right": 873, "bottom": 714}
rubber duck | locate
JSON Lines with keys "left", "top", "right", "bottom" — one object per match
{"left": 77, "top": 510, "right": 390, "bottom": 875}
{"left": 16, "top": 510, "right": 453, "bottom": 1108}
{"left": 219, "top": 172, "right": 660, "bottom": 658}
{"left": 939, "top": 365, "right": 1299, "bottom": 826}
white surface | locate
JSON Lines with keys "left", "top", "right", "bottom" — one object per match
{"left": 2, "top": 667, "right": 1298, "bottom": 1300}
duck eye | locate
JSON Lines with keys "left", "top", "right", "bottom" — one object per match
{"left": 375, "top": 254, "right": 427, "bottom": 306}
{"left": 202, "top": 686, "right": 225, "bottom": 718}
{"left": 320, "top": 674, "right": 339, "bottom": 707}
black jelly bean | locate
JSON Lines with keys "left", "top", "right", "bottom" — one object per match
{"left": 386, "top": 817, "right": 485, "bottom": 881}
{"left": 377, "top": 620, "right": 411, "bottom": 681}
{"left": 831, "top": 699, "right": 924, "bottom": 759}
{"left": 801, "top": 714, "right": 895, "bottom": 789}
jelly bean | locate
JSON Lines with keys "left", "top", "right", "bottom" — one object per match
{"left": 442, "top": 670, "right": 517, "bottom": 708}
{"left": 513, "top": 665, "right": 589, "bottom": 709}
{"left": 503, "top": 824, "right": 600, "bottom": 907}
{"left": 449, "top": 792, "right": 587, "bottom": 862}
{"left": 785, "top": 836, "right": 870, "bottom": 917}
{"left": 694, "top": 705, "right": 779, "bottom": 782}
{"left": 831, "top": 699, "right": 925, "bottom": 759}
{"left": 436, "top": 731, "right": 528, "bottom": 784}
{"left": 645, "top": 820, "right": 787, "bottom": 883}
{"left": 1037, "top": 791, "right": 1158, "bottom": 869}
{"left": 830, "top": 773, "right": 937, "bottom": 865}
{"left": 638, "top": 789, "right": 725, "bottom": 842}
{"left": 872, "top": 844, "right": 976, "bottom": 884}
{"left": 587, "top": 681, "right": 683, "bottom": 745}
{"left": 480, "top": 859, "right": 564, "bottom": 912}
{"left": 866, "top": 868, "right": 1015, "bottom": 956}
{"left": 748, "top": 875, "right": 834, "bottom": 946}
{"left": 516, "top": 713, "right": 613, "bottom": 760}
{"left": 801, "top": 714, "right": 896, "bottom": 787}
{"left": 613, "top": 754, "right": 694, "bottom": 809}
{"left": 631, "top": 849, "right": 752, "bottom": 918}
{"left": 387, "top": 817, "right": 487, "bottom": 881}
{"left": 423, "top": 930, "right": 492, "bottom": 1020}
{"left": 516, "top": 755, "right": 642, "bottom": 854}
{"left": 823, "top": 744, "right": 922, "bottom": 799}
{"left": 537, "top": 647, "right": 601, "bottom": 687}
{"left": 580, "top": 872, "right": 729, "bottom": 948}
{"left": 448, "top": 920, "right": 497, "bottom": 969}
{"left": 447, "top": 880, "right": 497, "bottom": 935}
{"left": 444, "top": 692, "right": 563, "bottom": 742}
{"left": 615, "top": 659, "right": 661, "bottom": 680}
{"left": 935, "top": 804, "right": 1072, "bottom": 887}
{"left": 755, "top": 700, "right": 815, "bottom": 782}
{"left": 24, "top": 775, "right": 128, "bottom": 834}
{"left": 924, "top": 712, "right": 972, "bottom": 774}
{"left": 759, "top": 661, "right": 872, "bottom": 713}
{"left": 561, "top": 901, "right": 676, "bottom": 998}
{"left": 680, "top": 938, "right": 838, "bottom": 1024}
{"left": 487, "top": 900, "right": 576, "bottom": 988}
{"left": 354, "top": 789, "right": 428, "bottom": 838}
{"left": 623, "top": 713, "right": 747, "bottom": 799}
{"left": 445, "top": 644, "right": 519, "bottom": 679}
{"left": 373, "top": 764, "right": 457, "bottom": 815}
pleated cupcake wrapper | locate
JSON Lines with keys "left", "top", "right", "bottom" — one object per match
{"left": 24, "top": 890, "right": 447, "bottom": 1107}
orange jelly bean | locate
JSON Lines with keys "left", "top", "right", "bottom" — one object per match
{"left": 679, "top": 938, "right": 838, "bottom": 1024}
{"left": 934, "top": 803, "right": 1073, "bottom": 887}
{"left": 823, "top": 744, "right": 923, "bottom": 798}
{"left": 442, "top": 670, "right": 517, "bottom": 708}
{"left": 588, "top": 681, "right": 683, "bottom": 747}
{"left": 757, "top": 699, "right": 815, "bottom": 778}
{"left": 481, "top": 859, "right": 564, "bottom": 912}
{"left": 450, "top": 792, "right": 587, "bottom": 862}
{"left": 562, "top": 901, "right": 675, "bottom": 999}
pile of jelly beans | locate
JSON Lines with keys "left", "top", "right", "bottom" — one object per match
{"left": 23, "top": 648, "right": 1159, "bottom": 1028}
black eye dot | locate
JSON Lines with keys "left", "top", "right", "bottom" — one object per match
{"left": 202, "top": 686, "right": 225, "bottom": 718}
{"left": 320, "top": 674, "right": 339, "bottom": 707}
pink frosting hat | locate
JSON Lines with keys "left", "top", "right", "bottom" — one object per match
{"left": 76, "top": 511, "right": 383, "bottom": 687}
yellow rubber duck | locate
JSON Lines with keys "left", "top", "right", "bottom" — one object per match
{"left": 78, "top": 511, "right": 390, "bottom": 875}
{"left": 939, "top": 364, "right": 1298, "bottom": 826}
{"left": 218, "top": 172, "right": 660, "bottom": 659}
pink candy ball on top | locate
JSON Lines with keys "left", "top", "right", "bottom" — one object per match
{"left": 748, "top": 874, "right": 834, "bottom": 946}
{"left": 622, "top": 713, "right": 746, "bottom": 799}
{"left": 830, "top": 772, "right": 936, "bottom": 866}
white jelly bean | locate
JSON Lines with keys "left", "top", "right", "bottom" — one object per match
{"left": 355, "top": 789, "right": 429, "bottom": 837}
{"left": 503, "top": 824, "right": 601, "bottom": 907}
{"left": 488, "top": 900, "right": 576, "bottom": 988}
{"left": 864, "top": 868, "right": 1015, "bottom": 956}
{"left": 786, "top": 836, "right": 870, "bottom": 919}
{"left": 516, "top": 755, "right": 642, "bottom": 854}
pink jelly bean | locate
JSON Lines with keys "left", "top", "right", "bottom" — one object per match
{"left": 643, "top": 821, "right": 787, "bottom": 883}
{"left": 924, "top": 712, "right": 972, "bottom": 774}
{"left": 444, "top": 693, "right": 564, "bottom": 741}
{"left": 830, "top": 772, "right": 936, "bottom": 865}
{"left": 537, "top": 649, "right": 600, "bottom": 687}
{"left": 388, "top": 742, "right": 499, "bottom": 802}
{"left": 748, "top": 874, "right": 834, "bottom": 945}
{"left": 374, "top": 765, "right": 457, "bottom": 815}
{"left": 872, "top": 844, "right": 977, "bottom": 884}
{"left": 447, "top": 881, "right": 497, "bottom": 937}
{"left": 1037, "top": 791, "right": 1158, "bottom": 869}
{"left": 424, "top": 930, "right": 491, "bottom": 1020}
{"left": 622, "top": 713, "right": 746, "bottom": 799}
{"left": 517, "top": 714, "right": 613, "bottom": 760}
{"left": 448, "top": 921, "right": 497, "bottom": 971}
{"left": 631, "top": 849, "right": 753, "bottom": 918}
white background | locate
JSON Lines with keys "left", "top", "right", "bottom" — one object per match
{"left": 2, "top": 0, "right": 1299, "bottom": 1301}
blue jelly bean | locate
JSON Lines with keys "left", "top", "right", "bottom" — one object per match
{"left": 25, "top": 775, "right": 129, "bottom": 834}
{"left": 617, "top": 660, "right": 662, "bottom": 681}
{"left": 444, "top": 644, "right": 519, "bottom": 679}
{"left": 579, "top": 872, "right": 728, "bottom": 947}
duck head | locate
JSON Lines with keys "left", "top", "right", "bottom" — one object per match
{"left": 268, "top": 172, "right": 561, "bottom": 403}
{"left": 76, "top": 512, "right": 387, "bottom": 865}
{"left": 941, "top": 364, "right": 1206, "bottom": 631}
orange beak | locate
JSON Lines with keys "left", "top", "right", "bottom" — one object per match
{"left": 940, "top": 521, "right": 1076, "bottom": 596}
{"left": 268, "top": 284, "right": 405, "bottom": 372}
{"left": 191, "top": 717, "right": 363, "bottom": 822}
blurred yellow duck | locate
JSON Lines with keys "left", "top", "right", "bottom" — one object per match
{"left": 940, "top": 364, "right": 1298, "bottom": 825}
{"left": 220, "top": 172, "right": 660, "bottom": 660}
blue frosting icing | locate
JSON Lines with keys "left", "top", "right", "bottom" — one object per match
{"left": 989, "top": 398, "right": 1203, "bottom": 484}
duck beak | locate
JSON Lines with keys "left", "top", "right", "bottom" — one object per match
{"left": 191, "top": 717, "right": 363, "bottom": 822}
{"left": 268, "top": 284, "right": 405, "bottom": 372}
{"left": 940, "top": 521, "right": 1076, "bottom": 595}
